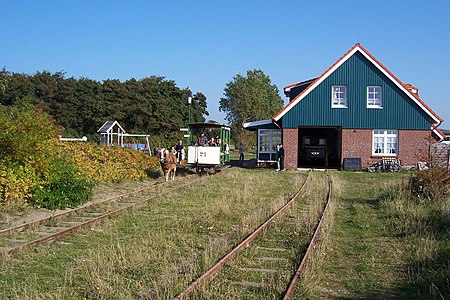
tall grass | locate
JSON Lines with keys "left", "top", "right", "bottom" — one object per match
{"left": 296, "top": 171, "right": 449, "bottom": 299}
{"left": 379, "top": 174, "right": 450, "bottom": 298}
{"left": 0, "top": 168, "right": 304, "bottom": 299}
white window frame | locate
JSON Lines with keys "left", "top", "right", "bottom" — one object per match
{"left": 372, "top": 129, "right": 398, "bottom": 156}
{"left": 331, "top": 85, "right": 347, "bottom": 108}
{"left": 367, "top": 86, "right": 382, "bottom": 108}
{"left": 258, "top": 129, "right": 281, "bottom": 161}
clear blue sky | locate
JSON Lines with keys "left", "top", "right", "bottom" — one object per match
{"left": 1, "top": 1, "right": 449, "bottom": 128}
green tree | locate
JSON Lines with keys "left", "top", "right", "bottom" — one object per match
{"left": 220, "top": 69, "right": 283, "bottom": 145}
{"left": 0, "top": 69, "right": 209, "bottom": 146}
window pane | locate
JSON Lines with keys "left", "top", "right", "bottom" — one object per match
{"left": 373, "top": 130, "right": 397, "bottom": 155}
{"left": 332, "top": 85, "right": 346, "bottom": 107}
{"left": 368, "top": 86, "right": 382, "bottom": 107}
{"left": 259, "top": 135, "right": 270, "bottom": 152}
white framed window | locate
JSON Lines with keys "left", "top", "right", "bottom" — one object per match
{"left": 367, "top": 86, "right": 382, "bottom": 108}
{"left": 331, "top": 85, "right": 347, "bottom": 108}
{"left": 372, "top": 130, "right": 397, "bottom": 156}
{"left": 258, "top": 129, "right": 281, "bottom": 161}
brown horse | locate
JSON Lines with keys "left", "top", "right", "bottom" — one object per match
{"left": 160, "top": 150, "right": 177, "bottom": 181}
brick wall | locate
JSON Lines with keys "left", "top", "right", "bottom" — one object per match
{"left": 398, "top": 130, "right": 434, "bottom": 166}
{"left": 342, "top": 129, "right": 435, "bottom": 168}
{"left": 280, "top": 128, "right": 435, "bottom": 170}
{"left": 282, "top": 128, "right": 298, "bottom": 169}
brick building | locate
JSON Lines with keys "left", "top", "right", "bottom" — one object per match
{"left": 244, "top": 43, "right": 445, "bottom": 170}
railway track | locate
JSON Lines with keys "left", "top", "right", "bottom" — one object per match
{"left": 0, "top": 165, "right": 229, "bottom": 255}
{"left": 173, "top": 170, "right": 333, "bottom": 299}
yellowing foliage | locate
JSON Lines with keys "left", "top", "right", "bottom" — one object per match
{"left": 0, "top": 104, "right": 161, "bottom": 209}
{"left": 58, "top": 142, "right": 160, "bottom": 183}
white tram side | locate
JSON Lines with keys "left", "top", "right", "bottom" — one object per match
{"left": 186, "top": 122, "right": 231, "bottom": 171}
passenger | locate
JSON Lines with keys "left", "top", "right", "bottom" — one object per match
{"left": 196, "top": 132, "right": 208, "bottom": 146}
{"left": 175, "top": 140, "right": 183, "bottom": 163}
{"left": 209, "top": 137, "right": 217, "bottom": 146}
{"left": 216, "top": 136, "right": 221, "bottom": 146}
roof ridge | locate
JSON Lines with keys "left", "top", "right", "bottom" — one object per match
{"left": 273, "top": 43, "right": 443, "bottom": 124}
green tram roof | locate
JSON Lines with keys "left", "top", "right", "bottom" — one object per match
{"left": 188, "top": 122, "right": 231, "bottom": 130}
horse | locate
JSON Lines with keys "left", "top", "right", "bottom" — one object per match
{"left": 160, "top": 150, "right": 177, "bottom": 181}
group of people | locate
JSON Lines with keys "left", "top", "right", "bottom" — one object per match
{"left": 195, "top": 132, "right": 221, "bottom": 147}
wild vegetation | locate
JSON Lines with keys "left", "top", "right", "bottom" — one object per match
{"left": 0, "top": 168, "right": 303, "bottom": 299}
{"left": 0, "top": 104, "right": 160, "bottom": 210}
{"left": 297, "top": 170, "right": 449, "bottom": 299}
{"left": 0, "top": 169, "right": 448, "bottom": 299}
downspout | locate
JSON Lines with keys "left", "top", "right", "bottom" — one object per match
{"left": 432, "top": 120, "right": 444, "bottom": 142}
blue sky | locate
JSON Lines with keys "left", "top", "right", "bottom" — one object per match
{"left": 1, "top": 1, "right": 449, "bottom": 128}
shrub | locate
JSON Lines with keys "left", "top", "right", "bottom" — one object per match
{"left": 0, "top": 104, "right": 161, "bottom": 210}
{"left": 409, "top": 167, "right": 450, "bottom": 201}
{"left": 32, "top": 156, "right": 93, "bottom": 209}
{"left": 59, "top": 142, "right": 161, "bottom": 183}
{"left": 0, "top": 104, "right": 61, "bottom": 176}
{"left": 0, "top": 161, "right": 42, "bottom": 207}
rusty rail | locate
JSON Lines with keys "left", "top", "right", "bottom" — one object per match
{"left": 173, "top": 170, "right": 312, "bottom": 300}
{"left": 2, "top": 166, "right": 230, "bottom": 254}
{"left": 282, "top": 171, "right": 333, "bottom": 299}
{"left": 0, "top": 183, "right": 160, "bottom": 235}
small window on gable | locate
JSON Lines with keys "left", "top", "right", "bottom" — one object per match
{"left": 367, "top": 86, "right": 382, "bottom": 108}
{"left": 332, "top": 85, "right": 347, "bottom": 108}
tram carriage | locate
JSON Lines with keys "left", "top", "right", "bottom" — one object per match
{"left": 186, "top": 122, "right": 231, "bottom": 172}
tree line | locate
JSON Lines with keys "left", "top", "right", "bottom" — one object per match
{"left": 0, "top": 69, "right": 208, "bottom": 145}
{"left": 0, "top": 68, "right": 284, "bottom": 148}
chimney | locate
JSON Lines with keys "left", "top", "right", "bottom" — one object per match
{"left": 405, "top": 83, "right": 419, "bottom": 96}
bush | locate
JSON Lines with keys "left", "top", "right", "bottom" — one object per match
{"left": 0, "top": 161, "right": 42, "bottom": 207}
{"left": 60, "top": 142, "right": 161, "bottom": 183}
{"left": 0, "top": 104, "right": 61, "bottom": 176}
{"left": 32, "top": 156, "right": 93, "bottom": 209}
{"left": 0, "top": 104, "right": 161, "bottom": 210}
{"left": 409, "top": 167, "right": 450, "bottom": 201}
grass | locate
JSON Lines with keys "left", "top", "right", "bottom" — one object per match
{"left": 0, "top": 167, "right": 302, "bottom": 299}
{"left": 296, "top": 171, "right": 450, "bottom": 299}
{"left": 1, "top": 169, "right": 448, "bottom": 299}
{"left": 191, "top": 171, "right": 328, "bottom": 299}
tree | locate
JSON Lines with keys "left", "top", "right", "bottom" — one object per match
{"left": 220, "top": 69, "right": 283, "bottom": 145}
{"left": 0, "top": 69, "right": 209, "bottom": 146}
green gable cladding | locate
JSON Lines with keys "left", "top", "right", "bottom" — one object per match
{"left": 281, "top": 51, "right": 431, "bottom": 130}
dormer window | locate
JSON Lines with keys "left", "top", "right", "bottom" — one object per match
{"left": 367, "top": 86, "right": 382, "bottom": 108}
{"left": 331, "top": 85, "right": 347, "bottom": 108}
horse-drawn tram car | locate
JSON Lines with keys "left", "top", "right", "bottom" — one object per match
{"left": 187, "top": 122, "right": 231, "bottom": 173}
